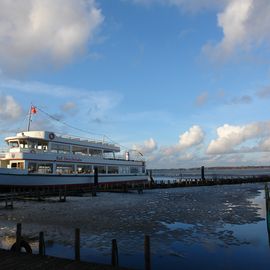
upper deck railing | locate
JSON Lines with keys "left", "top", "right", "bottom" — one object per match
{"left": 0, "top": 147, "right": 145, "bottom": 162}
{"left": 55, "top": 133, "right": 119, "bottom": 149}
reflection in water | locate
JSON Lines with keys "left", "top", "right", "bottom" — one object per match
{"left": 265, "top": 184, "right": 270, "bottom": 246}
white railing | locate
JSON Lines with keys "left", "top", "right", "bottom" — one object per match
{"left": 55, "top": 133, "right": 119, "bottom": 149}
{"left": 103, "top": 153, "right": 145, "bottom": 162}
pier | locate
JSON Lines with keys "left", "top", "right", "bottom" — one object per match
{"left": 1, "top": 173, "right": 270, "bottom": 209}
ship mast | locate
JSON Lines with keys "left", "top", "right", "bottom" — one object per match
{"left": 27, "top": 105, "right": 37, "bottom": 131}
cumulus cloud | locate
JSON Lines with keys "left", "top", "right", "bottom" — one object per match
{"left": 207, "top": 122, "right": 270, "bottom": 154}
{"left": 133, "top": 138, "right": 158, "bottom": 155}
{"left": 204, "top": 0, "right": 270, "bottom": 60}
{"left": 0, "top": 95, "right": 23, "bottom": 121}
{"left": 0, "top": 0, "right": 104, "bottom": 73}
{"left": 162, "top": 125, "right": 204, "bottom": 155}
{"left": 179, "top": 125, "right": 205, "bottom": 148}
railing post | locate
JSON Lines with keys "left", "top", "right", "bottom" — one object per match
{"left": 75, "top": 228, "right": 80, "bottom": 261}
{"left": 144, "top": 235, "right": 151, "bottom": 270}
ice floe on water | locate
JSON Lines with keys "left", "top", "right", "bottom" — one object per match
{"left": 0, "top": 182, "right": 269, "bottom": 269}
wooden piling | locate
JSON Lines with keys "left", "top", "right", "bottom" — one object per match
{"left": 144, "top": 235, "right": 151, "bottom": 270}
{"left": 5, "top": 195, "right": 13, "bottom": 209}
{"left": 39, "top": 232, "right": 45, "bottom": 256}
{"left": 94, "top": 167, "right": 99, "bottom": 186}
{"left": 92, "top": 167, "right": 98, "bottom": 196}
{"left": 59, "top": 189, "right": 66, "bottom": 202}
{"left": 75, "top": 228, "right": 80, "bottom": 261}
{"left": 201, "top": 166, "right": 205, "bottom": 181}
{"left": 15, "top": 223, "right": 22, "bottom": 252}
{"left": 111, "top": 239, "right": 119, "bottom": 267}
{"left": 265, "top": 184, "right": 269, "bottom": 200}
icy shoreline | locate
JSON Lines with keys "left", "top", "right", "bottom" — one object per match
{"left": 0, "top": 183, "right": 266, "bottom": 254}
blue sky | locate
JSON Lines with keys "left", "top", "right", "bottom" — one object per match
{"left": 1, "top": 0, "right": 270, "bottom": 168}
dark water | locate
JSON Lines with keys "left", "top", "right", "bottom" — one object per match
{"left": 1, "top": 183, "right": 270, "bottom": 270}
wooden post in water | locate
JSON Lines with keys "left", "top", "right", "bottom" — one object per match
{"left": 111, "top": 239, "right": 119, "bottom": 267}
{"left": 201, "top": 166, "right": 205, "bottom": 181}
{"left": 39, "top": 231, "right": 45, "bottom": 256}
{"left": 92, "top": 167, "right": 98, "bottom": 196}
{"left": 5, "top": 195, "right": 13, "bottom": 209}
{"left": 75, "top": 228, "right": 80, "bottom": 261}
{"left": 265, "top": 184, "right": 269, "bottom": 200}
{"left": 15, "top": 223, "right": 22, "bottom": 252}
{"left": 144, "top": 235, "right": 151, "bottom": 270}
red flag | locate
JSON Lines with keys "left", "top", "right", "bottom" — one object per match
{"left": 31, "top": 106, "right": 37, "bottom": 114}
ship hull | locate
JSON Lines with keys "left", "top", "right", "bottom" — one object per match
{"left": 0, "top": 170, "right": 148, "bottom": 189}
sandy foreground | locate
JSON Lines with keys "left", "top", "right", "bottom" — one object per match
{"left": 0, "top": 183, "right": 266, "bottom": 256}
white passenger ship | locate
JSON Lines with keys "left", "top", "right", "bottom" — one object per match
{"left": 0, "top": 131, "right": 147, "bottom": 189}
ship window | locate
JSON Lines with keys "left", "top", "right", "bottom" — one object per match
{"left": 89, "top": 149, "right": 102, "bottom": 156}
{"left": 28, "top": 140, "right": 37, "bottom": 149}
{"left": 130, "top": 167, "right": 139, "bottom": 174}
{"left": 119, "top": 166, "right": 129, "bottom": 174}
{"left": 51, "top": 143, "right": 70, "bottom": 154}
{"left": 142, "top": 167, "right": 145, "bottom": 173}
{"left": 9, "top": 141, "right": 19, "bottom": 148}
{"left": 37, "top": 163, "right": 53, "bottom": 174}
{"left": 37, "top": 141, "right": 48, "bottom": 151}
{"left": 77, "top": 165, "right": 92, "bottom": 174}
{"left": 19, "top": 140, "right": 28, "bottom": 149}
{"left": 108, "top": 166, "right": 119, "bottom": 174}
{"left": 72, "top": 146, "right": 88, "bottom": 155}
{"left": 56, "top": 164, "right": 74, "bottom": 174}
{"left": 95, "top": 166, "right": 106, "bottom": 174}
{"left": 28, "top": 163, "right": 37, "bottom": 173}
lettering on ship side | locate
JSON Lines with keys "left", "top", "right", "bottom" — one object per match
{"left": 56, "top": 156, "right": 82, "bottom": 162}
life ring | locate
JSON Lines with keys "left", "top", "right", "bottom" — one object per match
{"left": 10, "top": 239, "right": 32, "bottom": 254}
{"left": 49, "top": 133, "right": 55, "bottom": 140}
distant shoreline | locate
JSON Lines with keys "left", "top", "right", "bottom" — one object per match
{"left": 149, "top": 166, "right": 270, "bottom": 171}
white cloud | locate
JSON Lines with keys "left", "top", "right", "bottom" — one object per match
{"left": 0, "top": 0, "right": 104, "bottom": 73}
{"left": 207, "top": 122, "right": 270, "bottom": 154}
{"left": 204, "top": 0, "right": 270, "bottom": 60}
{"left": 133, "top": 138, "right": 158, "bottom": 155}
{"left": 179, "top": 125, "right": 205, "bottom": 148}
{"left": 0, "top": 78, "right": 123, "bottom": 126}
{"left": 2, "top": 78, "right": 122, "bottom": 115}
{"left": 162, "top": 125, "right": 204, "bottom": 155}
{"left": 0, "top": 95, "right": 23, "bottom": 121}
